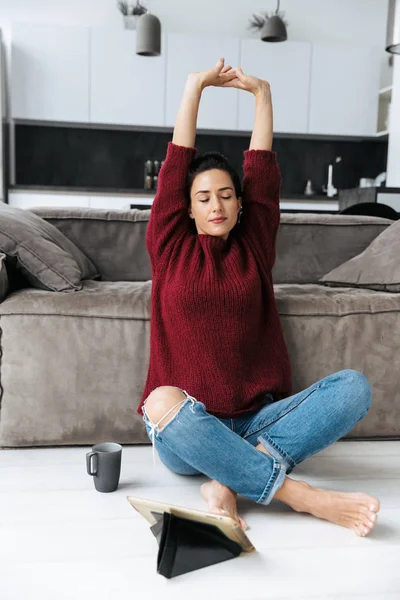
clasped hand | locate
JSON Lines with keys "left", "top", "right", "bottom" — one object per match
{"left": 189, "top": 58, "right": 270, "bottom": 97}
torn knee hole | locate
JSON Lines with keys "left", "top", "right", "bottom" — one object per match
{"left": 144, "top": 386, "right": 187, "bottom": 429}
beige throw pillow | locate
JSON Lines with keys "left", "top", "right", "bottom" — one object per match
{"left": 0, "top": 204, "right": 99, "bottom": 292}
{"left": 320, "top": 219, "right": 400, "bottom": 292}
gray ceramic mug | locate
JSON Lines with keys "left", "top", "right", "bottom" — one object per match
{"left": 86, "top": 442, "right": 122, "bottom": 493}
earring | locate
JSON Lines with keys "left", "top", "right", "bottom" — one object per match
{"left": 237, "top": 208, "right": 243, "bottom": 224}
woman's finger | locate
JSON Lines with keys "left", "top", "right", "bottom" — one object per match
{"left": 221, "top": 78, "right": 244, "bottom": 88}
{"left": 221, "top": 64, "right": 232, "bottom": 74}
{"left": 221, "top": 70, "right": 238, "bottom": 81}
{"left": 215, "top": 57, "right": 225, "bottom": 72}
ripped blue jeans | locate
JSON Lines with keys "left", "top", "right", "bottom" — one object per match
{"left": 141, "top": 370, "right": 372, "bottom": 506}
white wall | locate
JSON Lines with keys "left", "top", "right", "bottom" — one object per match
{"left": 0, "top": 0, "right": 389, "bottom": 42}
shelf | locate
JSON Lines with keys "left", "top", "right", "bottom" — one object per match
{"left": 379, "top": 85, "right": 393, "bottom": 98}
{"left": 377, "top": 85, "right": 392, "bottom": 134}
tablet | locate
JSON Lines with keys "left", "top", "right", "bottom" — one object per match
{"left": 127, "top": 495, "right": 255, "bottom": 552}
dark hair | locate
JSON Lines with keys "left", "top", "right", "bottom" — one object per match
{"left": 186, "top": 152, "right": 242, "bottom": 201}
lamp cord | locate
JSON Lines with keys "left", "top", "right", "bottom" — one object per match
{"left": 276, "top": 0, "right": 280, "bottom": 14}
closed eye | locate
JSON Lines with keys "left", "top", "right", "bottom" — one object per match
{"left": 199, "top": 196, "right": 232, "bottom": 203}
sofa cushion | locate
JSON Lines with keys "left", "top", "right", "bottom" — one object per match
{"left": 0, "top": 252, "right": 8, "bottom": 301}
{"left": 319, "top": 219, "right": 400, "bottom": 292}
{"left": 0, "top": 280, "right": 152, "bottom": 446}
{"left": 274, "top": 282, "right": 400, "bottom": 315}
{"left": 0, "top": 279, "right": 152, "bottom": 318}
{"left": 0, "top": 204, "right": 99, "bottom": 292}
{"left": 273, "top": 283, "right": 400, "bottom": 439}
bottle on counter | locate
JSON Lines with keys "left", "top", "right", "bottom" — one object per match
{"left": 144, "top": 160, "right": 153, "bottom": 191}
{"left": 153, "top": 160, "right": 160, "bottom": 191}
{"left": 304, "top": 180, "right": 315, "bottom": 196}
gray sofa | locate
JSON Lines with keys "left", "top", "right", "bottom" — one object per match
{"left": 0, "top": 207, "right": 398, "bottom": 447}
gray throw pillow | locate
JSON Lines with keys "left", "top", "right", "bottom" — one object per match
{"left": 0, "top": 204, "right": 99, "bottom": 292}
{"left": 0, "top": 252, "right": 8, "bottom": 302}
{"left": 320, "top": 219, "right": 400, "bottom": 292}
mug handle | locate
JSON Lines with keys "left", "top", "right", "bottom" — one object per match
{"left": 86, "top": 451, "right": 98, "bottom": 476}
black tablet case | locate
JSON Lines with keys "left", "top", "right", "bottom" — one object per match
{"left": 149, "top": 511, "right": 242, "bottom": 578}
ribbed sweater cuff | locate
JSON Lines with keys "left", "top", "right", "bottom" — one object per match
{"left": 167, "top": 142, "right": 197, "bottom": 163}
{"left": 243, "top": 149, "right": 277, "bottom": 166}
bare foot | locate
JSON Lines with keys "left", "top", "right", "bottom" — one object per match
{"left": 275, "top": 478, "right": 380, "bottom": 537}
{"left": 201, "top": 480, "right": 248, "bottom": 531}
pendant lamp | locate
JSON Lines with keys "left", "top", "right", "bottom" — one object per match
{"left": 260, "top": 0, "right": 287, "bottom": 43}
{"left": 386, "top": 0, "right": 400, "bottom": 55}
{"left": 136, "top": 9, "right": 161, "bottom": 56}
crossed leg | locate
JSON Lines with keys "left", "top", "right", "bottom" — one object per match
{"left": 143, "top": 385, "right": 380, "bottom": 537}
{"left": 201, "top": 450, "right": 379, "bottom": 537}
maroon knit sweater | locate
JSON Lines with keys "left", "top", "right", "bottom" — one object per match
{"left": 137, "top": 142, "right": 292, "bottom": 418}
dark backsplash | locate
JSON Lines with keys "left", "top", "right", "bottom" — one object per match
{"left": 15, "top": 124, "right": 388, "bottom": 195}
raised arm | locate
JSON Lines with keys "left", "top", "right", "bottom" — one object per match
{"left": 249, "top": 81, "right": 273, "bottom": 151}
{"left": 171, "top": 76, "right": 202, "bottom": 148}
{"left": 224, "top": 70, "right": 280, "bottom": 271}
{"left": 147, "top": 59, "right": 237, "bottom": 269}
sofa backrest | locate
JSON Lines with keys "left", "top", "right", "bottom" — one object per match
{"left": 273, "top": 213, "right": 392, "bottom": 283}
{"left": 31, "top": 207, "right": 152, "bottom": 282}
{"left": 30, "top": 208, "right": 393, "bottom": 283}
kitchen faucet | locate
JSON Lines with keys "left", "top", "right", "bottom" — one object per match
{"left": 323, "top": 156, "right": 342, "bottom": 197}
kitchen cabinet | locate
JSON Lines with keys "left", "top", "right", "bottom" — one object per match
{"left": 88, "top": 195, "right": 152, "bottom": 209}
{"left": 165, "top": 34, "right": 240, "bottom": 131}
{"left": 11, "top": 23, "right": 90, "bottom": 123}
{"left": 90, "top": 29, "right": 166, "bottom": 126}
{"left": 8, "top": 191, "right": 90, "bottom": 209}
{"left": 308, "top": 43, "right": 381, "bottom": 136}
{"left": 10, "top": 25, "right": 382, "bottom": 139}
{"left": 238, "top": 40, "right": 311, "bottom": 134}
{"left": 8, "top": 191, "right": 154, "bottom": 210}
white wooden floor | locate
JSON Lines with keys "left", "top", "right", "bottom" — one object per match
{"left": 0, "top": 441, "right": 399, "bottom": 600}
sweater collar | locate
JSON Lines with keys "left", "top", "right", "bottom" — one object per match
{"left": 197, "top": 233, "right": 230, "bottom": 258}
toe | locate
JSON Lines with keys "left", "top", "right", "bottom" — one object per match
{"left": 369, "top": 499, "right": 380, "bottom": 513}
{"left": 360, "top": 504, "right": 379, "bottom": 520}
{"left": 356, "top": 515, "right": 374, "bottom": 536}
{"left": 360, "top": 508, "right": 377, "bottom": 523}
{"left": 363, "top": 526, "right": 371, "bottom": 536}
{"left": 359, "top": 526, "right": 369, "bottom": 537}
{"left": 353, "top": 523, "right": 369, "bottom": 537}
{"left": 366, "top": 519, "right": 376, "bottom": 529}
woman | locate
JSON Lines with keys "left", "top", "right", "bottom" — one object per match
{"left": 137, "top": 58, "right": 380, "bottom": 537}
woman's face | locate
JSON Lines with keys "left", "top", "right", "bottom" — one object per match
{"left": 188, "top": 169, "right": 242, "bottom": 241}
